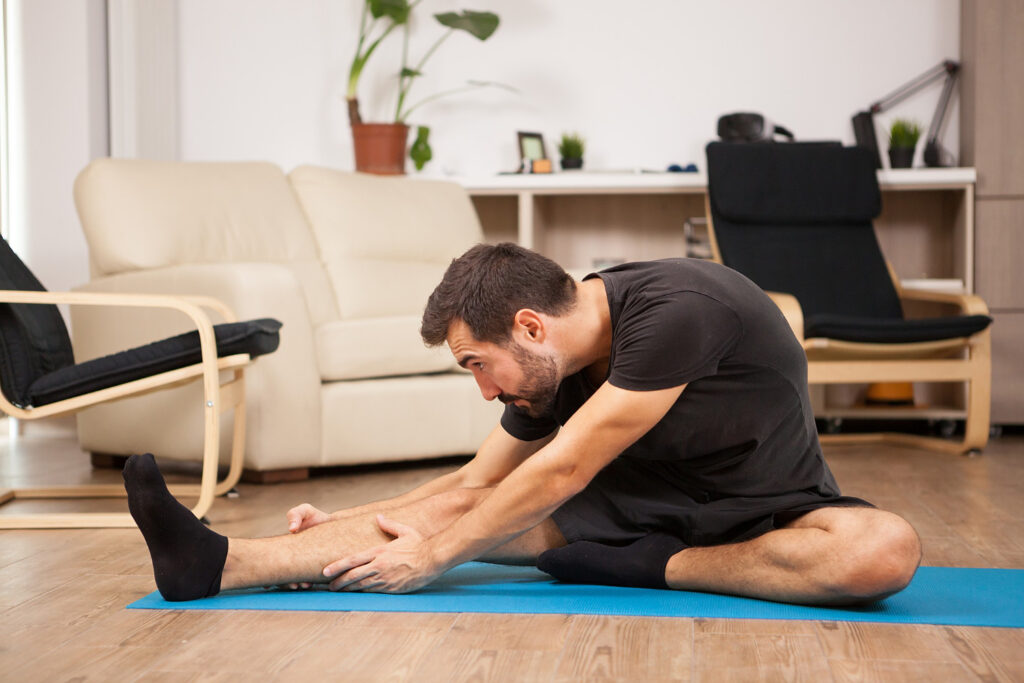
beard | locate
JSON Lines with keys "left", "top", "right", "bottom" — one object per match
{"left": 499, "top": 342, "right": 560, "bottom": 419}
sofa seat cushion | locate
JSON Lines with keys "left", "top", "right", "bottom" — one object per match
{"left": 316, "top": 316, "right": 455, "bottom": 381}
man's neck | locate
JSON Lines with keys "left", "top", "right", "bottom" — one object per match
{"left": 553, "top": 277, "right": 612, "bottom": 380}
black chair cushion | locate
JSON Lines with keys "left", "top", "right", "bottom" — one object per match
{"left": 707, "top": 141, "right": 881, "bottom": 224}
{"left": 804, "top": 313, "right": 992, "bottom": 344}
{"left": 25, "top": 318, "right": 282, "bottom": 407}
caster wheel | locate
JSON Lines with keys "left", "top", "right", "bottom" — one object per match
{"left": 824, "top": 418, "right": 843, "bottom": 435}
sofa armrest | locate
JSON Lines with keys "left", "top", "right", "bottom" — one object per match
{"left": 71, "top": 262, "right": 323, "bottom": 470}
{"left": 765, "top": 291, "right": 804, "bottom": 343}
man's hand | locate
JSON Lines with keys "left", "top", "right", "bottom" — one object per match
{"left": 286, "top": 503, "right": 332, "bottom": 534}
{"left": 322, "top": 515, "right": 443, "bottom": 594}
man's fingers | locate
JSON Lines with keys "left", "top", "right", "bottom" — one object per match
{"left": 323, "top": 549, "right": 377, "bottom": 579}
{"left": 286, "top": 504, "right": 312, "bottom": 532}
{"left": 328, "top": 567, "right": 379, "bottom": 592}
{"left": 376, "top": 514, "right": 419, "bottom": 539}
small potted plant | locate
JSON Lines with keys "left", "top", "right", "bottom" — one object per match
{"left": 346, "top": 1, "right": 502, "bottom": 175}
{"left": 887, "top": 119, "right": 921, "bottom": 169}
{"left": 558, "top": 132, "right": 585, "bottom": 170}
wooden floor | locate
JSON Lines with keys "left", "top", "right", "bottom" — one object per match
{"left": 1, "top": 420, "right": 1023, "bottom": 682}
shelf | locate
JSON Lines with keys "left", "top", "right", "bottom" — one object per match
{"left": 453, "top": 168, "right": 977, "bottom": 195}
{"left": 456, "top": 171, "right": 707, "bottom": 195}
{"left": 876, "top": 167, "right": 977, "bottom": 188}
{"left": 817, "top": 406, "right": 966, "bottom": 421}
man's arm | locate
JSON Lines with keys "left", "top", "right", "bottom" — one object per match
{"left": 288, "top": 425, "right": 555, "bottom": 531}
{"left": 324, "top": 381, "right": 685, "bottom": 592}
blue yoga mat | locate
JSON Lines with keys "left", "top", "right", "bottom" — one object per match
{"left": 128, "top": 563, "right": 1024, "bottom": 628}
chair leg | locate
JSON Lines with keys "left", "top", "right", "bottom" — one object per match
{"left": 188, "top": 369, "right": 246, "bottom": 521}
{"left": 0, "top": 370, "right": 248, "bottom": 529}
{"left": 960, "top": 331, "right": 992, "bottom": 454}
{"left": 215, "top": 369, "right": 246, "bottom": 496}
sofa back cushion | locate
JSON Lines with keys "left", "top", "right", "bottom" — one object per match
{"left": 73, "top": 159, "right": 340, "bottom": 325}
{"left": 288, "top": 166, "right": 483, "bottom": 321}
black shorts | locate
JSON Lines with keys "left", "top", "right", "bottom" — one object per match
{"left": 551, "top": 455, "right": 873, "bottom": 548}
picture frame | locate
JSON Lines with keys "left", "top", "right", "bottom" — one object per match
{"left": 517, "top": 131, "right": 548, "bottom": 164}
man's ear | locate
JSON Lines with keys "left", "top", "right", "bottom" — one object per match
{"left": 513, "top": 309, "right": 545, "bottom": 344}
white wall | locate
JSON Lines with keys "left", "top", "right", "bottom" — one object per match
{"left": 7, "top": 0, "right": 961, "bottom": 295}
{"left": 177, "top": 0, "right": 961, "bottom": 177}
{"left": 6, "top": 0, "right": 108, "bottom": 295}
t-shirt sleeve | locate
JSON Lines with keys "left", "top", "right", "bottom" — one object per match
{"left": 608, "top": 291, "right": 742, "bottom": 391}
{"left": 500, "top": 403, "right": 558, "bottom": 441}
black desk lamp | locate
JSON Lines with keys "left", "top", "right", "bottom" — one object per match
{"left": 852, "top": 60, "right": 960, "bottom": 169}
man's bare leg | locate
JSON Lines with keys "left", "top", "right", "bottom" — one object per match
{"left": 223, "top": 486, "right": 564, "bottom": 590}
{"left": 665, "top": 506, "right": 922, "bottom": 605}
{"left": 125, "top": 454, "right": 564, "bottom": 600}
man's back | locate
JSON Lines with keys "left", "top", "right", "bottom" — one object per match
{"left": 502, "top": 258, "right": 841, "bottom": 539}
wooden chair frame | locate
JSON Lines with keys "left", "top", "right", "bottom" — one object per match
{"left": 705, "top": 197, "right": 992, "bottom": 455}
{"left": 0, "top": 290, "right": 253, "bottom": 528}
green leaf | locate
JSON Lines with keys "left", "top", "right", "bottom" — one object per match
{"left": 400, "top": 67, "right": 423, "bottom": 78}
{"left": 369, "top": 0, "right": 410, "bottom": 23}
{"left": 434, "top": 11, "right": 499, "bottom": 40}
{"left": 410, "top": 126, "right": 432, "bottom": 171}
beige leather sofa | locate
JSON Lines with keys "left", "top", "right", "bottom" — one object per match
{"left": 70, "top": 160, "right": 501, "bottom": 473}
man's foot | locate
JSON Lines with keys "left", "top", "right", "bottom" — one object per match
{"left": 123, "top": 453, "right": 228, "bottom": 602}
{"left": 537, "top": 532, "right": 688, "bottom": 589}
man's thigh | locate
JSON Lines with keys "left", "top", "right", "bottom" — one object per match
{"left": 781, "top": 504, "right": 905, "bottom": 538}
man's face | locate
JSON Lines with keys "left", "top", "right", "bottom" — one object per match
{"left": 447, "top": 319, "right": 559, "bottom": 418}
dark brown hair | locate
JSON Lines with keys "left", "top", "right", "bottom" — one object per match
{"left": 421, "top": 243, "right": 577, "bottom": 346}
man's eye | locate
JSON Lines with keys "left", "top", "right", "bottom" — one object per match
{"left": 475, "top": 363, "right": 485, "bottom": 370}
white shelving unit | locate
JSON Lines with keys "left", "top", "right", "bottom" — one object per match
{"left": 453, "top": 168, "right": 977, "bottom": 295}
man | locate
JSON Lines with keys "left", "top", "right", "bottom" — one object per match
{"left": 125, "top": 243, "right": 921, "bottom": 605}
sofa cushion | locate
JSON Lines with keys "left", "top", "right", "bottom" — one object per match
{"left": 73, "top": 159, "right": 340, "bottom": 326}
{"left": 288, "top": 166, "right": 483, "bottom": 320}
{"left": 316, "top": 316, "right": 455, "bottom": 381}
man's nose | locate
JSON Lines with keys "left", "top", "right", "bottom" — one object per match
{"left": 473, "top": 372, "right": 502, "bottom": 401}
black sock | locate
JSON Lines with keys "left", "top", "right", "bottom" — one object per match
{"left": 123, "top": 453, "right": 228, "bottom": 602}
{"left": 537, "top": 532, "right": 689, "bottom": 589}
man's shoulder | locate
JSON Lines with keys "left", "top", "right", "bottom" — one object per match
{"left": 597, "top": 259, "right": 752, "bottom": 314}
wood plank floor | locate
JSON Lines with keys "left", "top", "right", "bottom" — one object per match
{"left": 1, "top": 420, "right": 1023, "bottom": 682}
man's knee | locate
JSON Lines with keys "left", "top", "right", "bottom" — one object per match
{"left": 827, "top": 510, "right": 921, "bottom": 603}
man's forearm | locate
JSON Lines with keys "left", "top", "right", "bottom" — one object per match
{"left": 329, "top": 470, "right": 468, "bottom": 520}
{"left": 424, "top": 449, "right": 579, "bottom": 570}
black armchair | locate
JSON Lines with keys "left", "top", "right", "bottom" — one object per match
{"left": 0, "top": 237, "right": 281, "bottom": 527}
{"left": 704, "top": 141, "right": 992, "bottom": 454}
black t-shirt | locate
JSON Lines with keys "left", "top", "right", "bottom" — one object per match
{"left": 501, "top": 258, "right": 839, "bottom": 500}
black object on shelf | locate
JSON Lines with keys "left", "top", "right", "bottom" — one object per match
{"left": 852, "top": 60, "right": 960, "bottom": 169}
{"left": 717, "top": 113, "right": 794, "bottom": 143}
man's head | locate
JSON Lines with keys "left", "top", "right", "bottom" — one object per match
{"left": 421, "top": 243, "right": 577, "bottom": 417}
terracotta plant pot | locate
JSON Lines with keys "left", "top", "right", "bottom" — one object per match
{"left": 352, "top": 123, "right": 409, "bottom": 175}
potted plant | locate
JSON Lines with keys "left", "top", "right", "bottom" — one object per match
{"left": 558, "top": 132, "right": 585, "bottom": 170}
{"left": 346, "top": 1, "right": 501, "bottom": 175}
{"left": 887, "top": 119, "right": 921, "bottom": 169}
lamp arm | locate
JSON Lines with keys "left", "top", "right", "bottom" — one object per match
{"left": 927, "top": 68, "right": 959, "bottom": 143}
{"left": 870, "top": 60, "right": 958, "bottom": 114}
